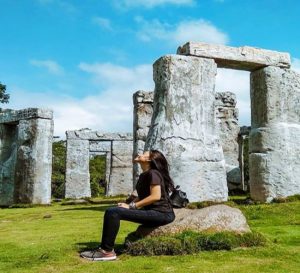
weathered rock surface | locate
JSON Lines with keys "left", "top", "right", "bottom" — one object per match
{"left": 238, "top": 126, "right": 251, "bottom": 192}
{"left": 249, "top": 66, "right": 300, "bottom": 202}
{"left": 215, "top": 92, "right": 241, "bottom": 190}
{"left": 177, "top": 42, "right": 291, "bottom": 71}
{"left": 0, "top": 108, "right": 53, "bottom": 123}
{"left": 108, "top": 140, "right": 133, "bottom": 195}
{"left": 0, "top": 108, "right": 53, "bottom": 205}
{"left": 133, "top": 91, "right": 242, "bottom": 192}
{"left": 133, "top": 91, "right": 154, "bottom": 187}
{"left": 65, "top": 139, "right": 91, "bottom": 199}
{"left": 144, "top": 55, "right": 228, "bottom": 202}
{"left": 0, "top": 124, "right": 18, "bottom": 206}
{"left": 135, "top": 205, "right": 251, "bottom": 237}
{"left": 66, "top": 130, "right": 132, "bottom": 141}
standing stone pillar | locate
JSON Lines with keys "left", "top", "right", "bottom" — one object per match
{"left": 145, "top": 55, "right": 228, "bottom": 202}
{"left": 108, "top": 140, "right": 133, "bottom": 196}
{"left": 238, "top": 126, "right": 251, "bottom": 192}
{"left": 133, "top": 91, "right": 154, "bottom": 188}
{"left": 0, "top": 108, "right": 53, "bottom": 206}
{"left": 215, "top": 92, "right": 240, "bottom": 191}
{"left": 65, "top": 139, "right": 91, "bottom": 199}
{"left": 250, "top": 67, "right": 300, "bottom": 202}
{"left": 14, "top": 119, "right": 53, "bottom": 204}
{"left": 0, "top": 124, "right": 18, "bottom": 206}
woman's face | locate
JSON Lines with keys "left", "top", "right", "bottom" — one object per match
{"left": 133, "top": 151, "right": 151, "bottom": 163}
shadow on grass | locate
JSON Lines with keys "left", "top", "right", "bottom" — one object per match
{"left": 76, "top": 241, "right": 126, "bottom": 255}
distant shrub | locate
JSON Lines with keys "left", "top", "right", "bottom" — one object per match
{"left": 124, "top": 230, "right": 267, "bottom": 256}
{"left": 89, "top": 155, "right": 106, "bottom": 197}
{"left": 52, "top": 141, "right": 66, "bottom": 198}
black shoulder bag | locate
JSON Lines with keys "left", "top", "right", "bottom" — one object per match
{"left": 169, "top": 185, "right": 189, "bottom": 208}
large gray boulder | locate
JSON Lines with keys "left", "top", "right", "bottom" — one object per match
{"left": 135, "top": 205, "right": 251, "bottom": 237}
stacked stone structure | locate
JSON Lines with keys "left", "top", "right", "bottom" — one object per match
{"left": 0, "top": 108, "right": 53, "bottom": 206}
{"left": 65, "top": 129, "right": 133, "bottom": 198}
{"left": 133, "top": 90, "right": 242, "bottom": 191}
{"left": 142, "top": 41, "right": 298, "bottom": 202}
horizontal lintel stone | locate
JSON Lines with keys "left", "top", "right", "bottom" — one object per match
{"left": 0, "top": 108, "right": 53, "bottom": 124}
{"left": 177, "top": 42, "right": 291, "bottom": 71}
{"left": 66, "top": 129, "right": 133, "bottom": 140}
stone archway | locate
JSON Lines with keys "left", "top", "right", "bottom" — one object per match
{"left": 143, "top": 42, "right": 300, "bottom": 203}
{"left": 65, "top": 129, "right": 133, "bottom": 198}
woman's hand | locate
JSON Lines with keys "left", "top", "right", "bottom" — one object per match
{"left": 117, "top": 202, "right": 129, "bottom": 209}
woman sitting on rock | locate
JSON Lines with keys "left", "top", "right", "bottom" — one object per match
{"left": 80, "top": 149, "right": 176, "bottom": 261}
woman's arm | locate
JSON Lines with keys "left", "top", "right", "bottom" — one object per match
{"left": 118, "top": 185, "right": 161, "bottom": 209}
{"left": 135, "top": 185, "right": 161, "bottom": 209}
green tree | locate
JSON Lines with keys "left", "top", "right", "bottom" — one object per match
{"left": 89, "top": 155, "right": 106, "bottom": 197}
{"left": 0, "top": 82, "right": 10, "bottom": 109}
{"left": 52, "top": 140, "right": 66, "bottom": 198}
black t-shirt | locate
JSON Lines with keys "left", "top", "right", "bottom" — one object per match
{"left": 135, "top": 168, "right": 174, "bottom": 213}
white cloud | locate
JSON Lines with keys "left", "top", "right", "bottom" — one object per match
{"left": 30, "top": 59, "right": 64, "bottom": 75}
{"left": 78, "top": 62, "right": 152, "bottom": 88}
{"left": 292, "top": 58, "right": 300, "bottom": 73}
{"left": 174, "top": 20, "right": 229, "bottom": 45}
{"left": 92, "top": 17, "right": 112, "bottom": 30}
{"left": 9, "top": 63, "right": 154, "bottom": 138}
{"left": 115, "top": 0, "right": 195, "bottom": 9}
{"left": 216, "top": 68, "right": 251, "bottom": 126}
{"left": 10, "top": 61, "right": 252, "bottom": 138}
{"left": 136, "top": 18, "right": 229, "bottom": 46}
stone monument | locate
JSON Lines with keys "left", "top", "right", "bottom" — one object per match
{"left": 65, "top": 129, "right": 133, "bottom": 198}
{"left": 144, "top": 55, "right": 228, "bottom": 202}
{"left": 0, "top": 108, "right": 53, "bottom": 206}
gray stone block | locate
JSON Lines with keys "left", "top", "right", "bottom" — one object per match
{"left": 0, "top": 124, "right": 18, "bottom": 206}
{"left": 107, "top": 167, "right": 133, "bottom": 196}
{"left": 65, "top": 139, "right": 91, "bottom": 199}
{"left": 0, "top": 108, "right": 53, "bottom": 123}
{"left": 177, "top": 42, "right": 291, "bottom": 71}
{"left": 249, "top": 66, "right": 300, "bottom": 202}
{"left": 145, "top": 55, "right": 228, "bottom": 202}
{"left": 14, "top": 118, "right": 53, "bottom": 204}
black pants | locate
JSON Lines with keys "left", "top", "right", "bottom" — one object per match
{"left": 100, "top": 207, "right": 175, "bottom": 251}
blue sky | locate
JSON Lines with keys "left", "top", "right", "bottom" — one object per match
{"left": 1, "top": 0, "right": 300, "bottom": 137}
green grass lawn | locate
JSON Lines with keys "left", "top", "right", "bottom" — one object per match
{"left": 0, "top": 197, "right": 299, "bottom": 273}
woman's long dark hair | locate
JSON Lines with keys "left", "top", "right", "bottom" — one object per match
{"left": 149, "top": 149, "right": 175, "bottom": 193}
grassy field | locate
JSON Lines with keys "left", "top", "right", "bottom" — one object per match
{"left": 0, "top": 196, "right": 299, "bottom": 273}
